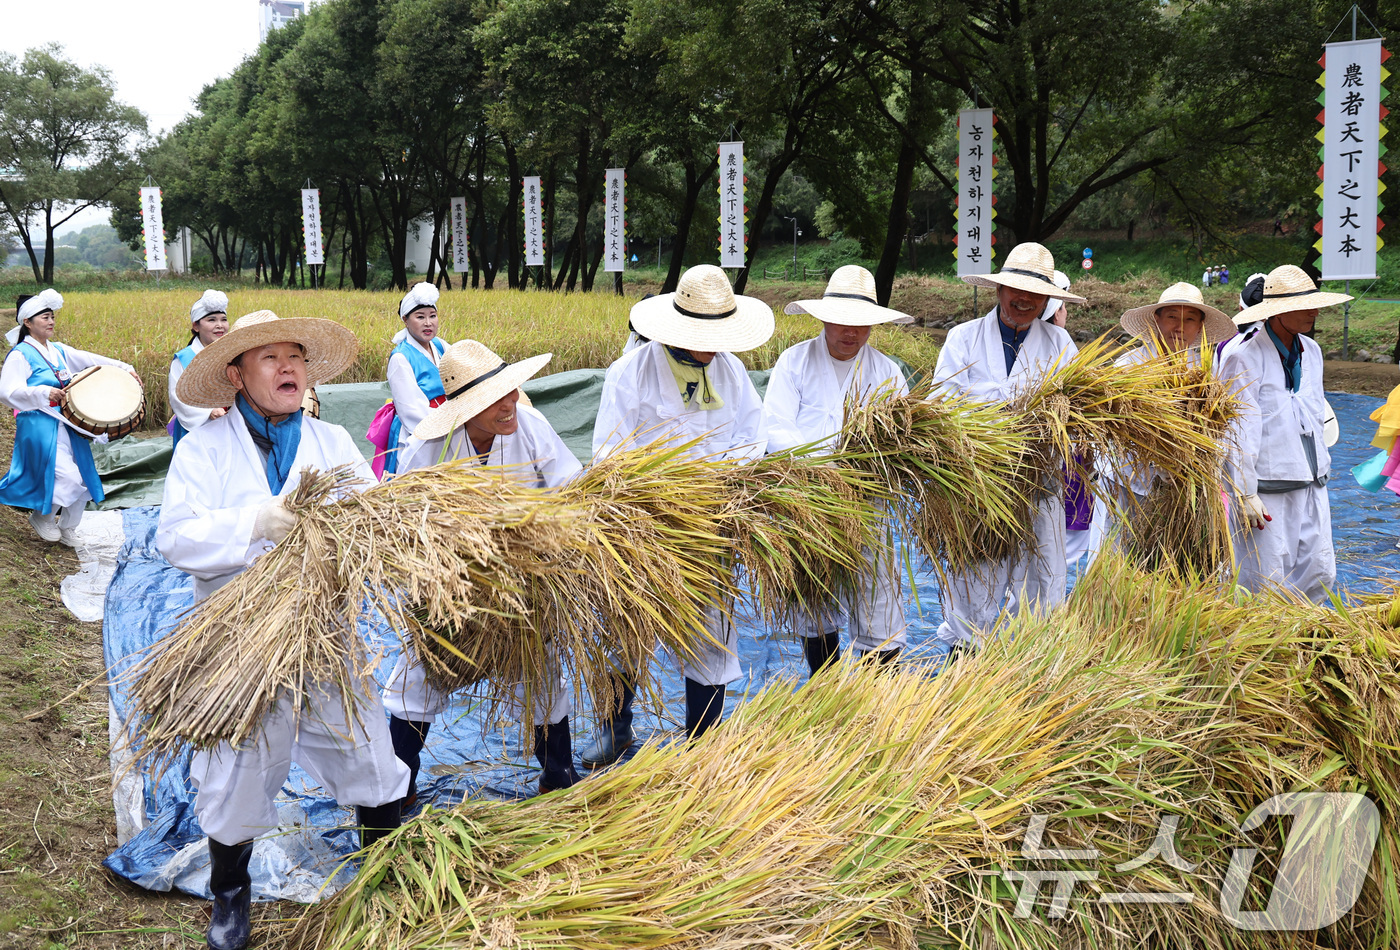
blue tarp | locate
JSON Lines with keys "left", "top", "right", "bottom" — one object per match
{"left": 101, "top": 391, "right": 1400, "bottom": 901}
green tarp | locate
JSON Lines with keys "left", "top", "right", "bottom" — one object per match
{"left": 89, "top": 358, "right": 921, "bottom": 510}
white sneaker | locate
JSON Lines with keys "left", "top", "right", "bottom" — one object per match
{"left": 59, "top": 527, "right": 79, "bottom": 547}
{"left": 28, "top": 511, "right": 60, "bottom": 543}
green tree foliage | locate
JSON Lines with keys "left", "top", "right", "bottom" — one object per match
{"left": 0, "top": 45, "right": 146, "bottom": 283}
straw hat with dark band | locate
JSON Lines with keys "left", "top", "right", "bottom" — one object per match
{"left": 1120, "top": 282, "right": 1235, "bottom": 343}
{"left": 783, "top": 265, "right": 913, "bottom": 326}
{"left": 628, "top": 264, "right": 775, "bottom": 353}
{"left": 960, "top": 242, "right": 1088, "bottom": 304}
{"left": 176, "top": 310, "right": 360, "bottom": 409}
{"left": 1233, "top": 265, "right": 1353, "bottom": 326}
{"left": 413, "top": 340, "right": 551, "bottom": 442}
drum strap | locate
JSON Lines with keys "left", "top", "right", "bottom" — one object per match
{"left": 24, "top": 341, "right": 69, "bottom": 385}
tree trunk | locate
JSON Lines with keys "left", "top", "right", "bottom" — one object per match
{"left": 665, "top": 157, "right": 718, "bottom": 293}
{"left": 874, "top": 138, "right": 918, "bottom": 306}
{"left": 733, "top": 152, "right": 797, "bottom": 295}
{"left": 541, "top": 161, "right": 558, "bottom": 289}
{"left": 42, "top": 203, "right": 56, "bottom": 284}
{"left": 506, "top": 139, "right": 521, "bottom": 289}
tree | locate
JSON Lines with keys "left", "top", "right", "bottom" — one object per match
{"left": 0, "top": 46, "right": 146, "bottom": 283}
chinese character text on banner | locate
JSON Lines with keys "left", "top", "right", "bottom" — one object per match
{"left": 301, "top": 188, "right": 324, "bottom": 265}
{"left": 451, "top": 197, "right": 469, "bottom": 272}
{"left": 139, "top": 186, "right": 166, "bottom": 271}
{"left": 1318, "top": 38, "right": 1390, "bottom": 281}
{"left": 604, "top": 168, "right": 625, "bottom": 273}
{"left": 523, "top": 175, "right": 544, "bottom": 267}
{"left": 956, "top": 109, "right": 995, "bottom": 278}
{"left": 719, "top": 142, "right": 745, "bottom": 269}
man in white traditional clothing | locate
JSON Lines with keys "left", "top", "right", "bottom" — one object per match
{"left": 931, "top": 243, "right": 1083, "bottom": 652}
{"left": 157, "top": 311, "right": 410, "bottom": 950}
{"left": 581, "top": 264, "right": 772, "bottom": 768}
{"left": 382, "top": 339, "right": 583, "bottom": 802}
{"left": 1220, "top": 264, "right": 1350, "bottom": 602}
{"left": 763, "top": 265, "right": 911, "bottom": 672}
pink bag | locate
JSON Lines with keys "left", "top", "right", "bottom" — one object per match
{"left": 365, "top": 400, "right": 397, "bottom": 480}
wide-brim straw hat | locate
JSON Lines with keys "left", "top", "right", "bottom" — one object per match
{"left": 413, "top": 340, "right": 551, "bottom": 442}
{"left": 1233, "top": 265, "right": 1352, "bottom": 326}
{"left": 177, "top": 310, "right": 359, "bottom": 409}
{"left": 628, "top": 264, "right": 774, "bottom": 353}
{"left": 1120, "top": 282, "right": 1235, "bottom": 343}
{"left": 783, "top": 265, "right": 913, "bottom": 326}
{"left": 960, "top": 242, "right": 1087, "bottom": 304}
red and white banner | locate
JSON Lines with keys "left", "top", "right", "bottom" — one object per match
{"left": 1318, "top": 38, "right": 1389, "bottom": 280}
{"left": 523, "top": 176, "right": 544, "bottom": 266}
{"left": 719, "top": 142, "right": 745, "bottom": 268}
{"left": 139, "top": 185, "right": 166, "bottom": 271}
{"left": 604, "top": 168, "right": 625, "bottom": 273}
{"left": 300, "top": 188, "right": 324, "bottom": 265}
{"left": 955, "top": 109, "right": 995, "bottom": 278}
{"left": 450, "top": 196, "right": 469, "bottom": 272}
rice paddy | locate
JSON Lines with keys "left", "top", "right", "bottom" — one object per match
{"left": 39, "top": 288, "right": 942, "bottom": 425}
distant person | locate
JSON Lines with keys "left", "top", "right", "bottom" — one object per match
{"left": 1220, "top": 265, "right": 1230, "bottom": 285}
{"left": 1220, "top": 265, "right": 1352, "bottom": 602}
{"left": 168, "top": 290, "right": 230, "bottom": 450}
{"left": 1202, "top": 266, "right": 1211, "bottom": 288}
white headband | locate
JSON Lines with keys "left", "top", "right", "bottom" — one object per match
{"left": 1040, "top": 270, "right": 1071, "bottom": 320}
{"left": 399, "top": 282, "right": 440, "bottom": 317}
{"left": 17, "top": 288, "right": 63, "bottom": 325}
{"left": 191, "top": 289, "right": 229, "bottom": 324}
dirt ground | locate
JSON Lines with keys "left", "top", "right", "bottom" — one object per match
{"left": 0, "top": 340, "right": 1395, "bottom": 948}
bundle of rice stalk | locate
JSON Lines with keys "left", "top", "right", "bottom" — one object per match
{"left": 1120, "top": 475, "right": 1233, "bottom": 576}
{"left": 838, "top": 381, "right": 1040, "bottom": 572}
{"left": 276, "top": 554, "right": 1400, "bottom": 950}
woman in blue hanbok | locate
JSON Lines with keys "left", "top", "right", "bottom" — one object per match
{"left": 0, "top": 290, "right": 138, "bottom": 545}
{"left": 369, "top": 282, "right": 451, "bottom": 477}
{"left": 167, "top": 290, "right": 230, "bottom": 450}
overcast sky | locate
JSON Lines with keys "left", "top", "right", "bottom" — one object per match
{"left": 4, "top": 1, "right": 271, "bottom": 237}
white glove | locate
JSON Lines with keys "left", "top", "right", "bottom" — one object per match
{"left": 254, "top": 496, "right": 297, "bottom": 544}
{"left": 1240, "top": 494, "right": 1272, "bottom": 531}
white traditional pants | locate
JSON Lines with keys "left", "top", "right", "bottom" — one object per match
{"left": 191, "top": 681, "right": 410, "bottom": 846}
{"left": 1231, "top": 484, "right": 1335, "bottom": 604}
{"left": 791, "top": 541, "right": 908, "bottom": 653}
{"left": 935, "top": 495, "right": 1067, "bottom": 647}
{"left": 665, "top": 599, "right": 741, "bottom": 686}
{"left": 381, "top": 643, "right": 572, "bottom": 726}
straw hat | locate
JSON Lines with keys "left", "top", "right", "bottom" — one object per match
{"left": 176, "top": 310, "right": 359, "bottom": 409}
{"left": 960, "top": 243, "right": 1087, "bottom": 304}
{"left": 783, "top": 265, "right": 913, "bottom": 326}
{"left": 628, "top": 265, "right": 775, "bottom": 353}
{"left": 1233, "top": 265, "right": 1352, "bottom": 326}
{"left": 413, "top": 340, "right": 551, "bottom": 442}
{"left": 1120, "top": 282, "right": 1235, "bottom": 343}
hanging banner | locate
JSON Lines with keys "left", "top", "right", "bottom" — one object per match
{"left": 523, "top": 175, "right": 544, "bottom": 266}
{"left": 450, "top": 196, "right": 469, "bottom": 272}
{"left": 955, "top": 109, "right": 995, "bottom": 278}
{"left": 604, "top": 168, "right": 626, "bottom": 272}
{"left": 300, "top": 188, "right": 324, "bottom": 265}
{"left": 139, "top": 185, "right": 166, "bottom": 271}
{"left": 1317, "top": 38, "right": 1390, "bottom": 280}
{"left": 718, "top": 142, "right": 746, "bottom": 268}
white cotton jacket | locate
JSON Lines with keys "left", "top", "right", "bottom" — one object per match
{"left": 398, "top": 404, "right": 581, "bottom": 488}
{"left": 763, "top": 337, "right": 908, "bottom": 454}
{"left": 167, "top": 339, "right": 207, "bottom": 431}
{"left": 932, "top": 308, "right": 1077, "bottom": 403}
{"left": 1219, "top": 322, "right": 1329, "bottom": 496}
{"left": 592, "top": 341, "right": 766, "bottom": 461}
{"left": 157, "top": 407, "right": 374, "bottom": 603}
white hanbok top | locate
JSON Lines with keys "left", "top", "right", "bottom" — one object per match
{"left": 387, "top": 335, "right": 451, "bottom": 453}
{"left": 399, "top": 404, "right": 581, "bottom": 488}
{"left": 0, "top": 340, "right": 133, "bottom": 413}
{"left": 763, "top": 337, "right": 908, "bottom": 454}
{"left": 157, "top": 408, "right": 374, "bottom": 603}
{"left": 932, "top": 308, "right": 1077, "bottom": 403}
{"left": 592, "top": 341, "right": 766, "bottom": 461}
{"left": 168, "top": 338, "right": 212, "bottom": 432}
{"left": 1096, "top": 342, "right": 1205, "bottom": 496}
{"left": 1219, "top": 322, "right": 1329, "bottom": 495}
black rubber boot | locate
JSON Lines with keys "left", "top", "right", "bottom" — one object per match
{"left": 534, "top": 716, "right": 583, "bottom": 793}
{"left": 857, "top": 647, "right": 902, "bottom": 666}
{"left": 356, "top": 799, "right": 403, "bottom": 851}
{"left": 801, "top": 631, "right": 842, "bottom": 676}
{"left": 684, "top": 678, "right": 726, "bottom": 740}
{"left": 580, "top": 677, "right": 635, "bottom": 770}
{"left": 388, "top": 715, "right": 431, "bottom": 809}
{"left": 206, "top": 838, "right": 254, "bottom": 950}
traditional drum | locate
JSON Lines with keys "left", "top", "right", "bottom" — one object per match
{"left": 302, "top": 386, "right": 320, "bottom": 419}
{"left": 62, "top": 366, "right": 146, "bottom": 439}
